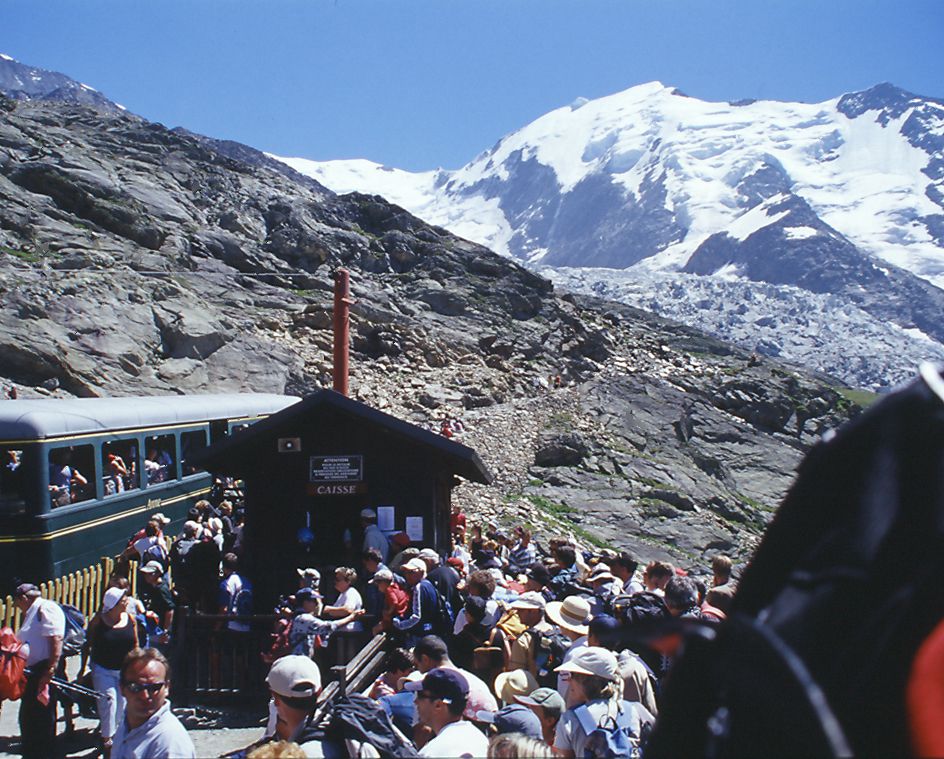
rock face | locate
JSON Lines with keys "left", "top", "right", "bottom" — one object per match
{"left": 0, "top": 95, "right": 864, "bottom": 567}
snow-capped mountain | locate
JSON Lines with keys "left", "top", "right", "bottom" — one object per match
{"left": 276, "top": 82, "right": 944, "bottom": 389}
{"left": 0, "top": 53, "right": 124, "bottom": 113}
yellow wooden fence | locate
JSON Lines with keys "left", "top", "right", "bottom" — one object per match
{"left": 0, "top": 536, "right": 171, "bottom": 632}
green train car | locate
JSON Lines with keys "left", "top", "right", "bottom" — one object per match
{"left": 0, "top": 394, "right": 298, "bottom": 587}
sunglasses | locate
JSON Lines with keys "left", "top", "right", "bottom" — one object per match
{"left": 122, "top": 681, "right": 166, "bottom": 694}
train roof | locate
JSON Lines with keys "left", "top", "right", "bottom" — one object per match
{"left": 0, "top": 394, "right": 300, "bottom": 442}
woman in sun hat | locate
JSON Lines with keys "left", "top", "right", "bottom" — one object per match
{"left": 553, "top": 646, "right": 655, "bottom": 758}
{"left": 545, "top": 595, "right": 593, "bottom": 698}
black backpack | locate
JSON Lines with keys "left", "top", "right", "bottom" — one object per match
{"left": 533, "top": 627, "right": 574, "bottom": 688}
{"left": 323, "top": 693, "right": 418, "bottom": 758}
{"left": 647, "top": 374, "right": 944, "bottom": 758}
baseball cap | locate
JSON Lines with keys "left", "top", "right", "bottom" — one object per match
{"left": 418, "top": 548, "right": 440, "bottom": 563}
{"left": 266, "top": 655, "right": 322, "bottom": 698}
{"left": 475, "top": 704, "right": 542, "bottom": 740}
{"left": 369, "top": 568, "right": 394, "bottom": 584}
{"left": 13, "top": 583, "right": 39, "bottom": 598}
{"left": 515, "top": 687, "right": 566, "bottom": 718}
{"left": 102, "top": 587, "right": 127, "bottom": 613}
{"left": 360, "top": 508, "right": 377, "bottom": 520}
{"left": 402, "top": 558, "right": 427, "bottom": 573}
{"left": 554, "top": 646, "right": 619, "bottom": 681}
{"left": 139, "top": 561, "right": 164, "bottom": 575}
{"left": 511, "top": 591, "right": 547, "bottom": 611}
{"left": 404, "top": 668, "right": 469, "bottom": 706}
{"left": 295, "top": 587, "right": 322, "bottom": 603}
{"left": 151, "top": 512, "right": 171, "bottom": 525}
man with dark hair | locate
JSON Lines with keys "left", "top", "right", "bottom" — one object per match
{"left": 219, "top": 552, "right": 251, "bottom": 632}
{"left": 405, "top": 668, "right": 489, "bottom": 757}
{"left": 611, "top": 552, "right": 643, "bottom": 595}
{"left": 112, "top": 647, "right": 194, "bottom": 758}
{"left": 525, "top": 562, "right": 554, "bottom": 603}
{"left": 453, "top": 568, "right": 499, "bottom": 634}
{"left": 549, "top": 544, "right": 578, "bottom": 598}
{"left": 642, "top": 561, "right": 675, "bottom": 596}
{"left": 665, "top": 576, "right": 701, "bottom": 618}
{"left": 14, "top": 583, "right": 65, "bottom": 759}
{"left": 413, "top": 635, "right": 497, "bottom": 718}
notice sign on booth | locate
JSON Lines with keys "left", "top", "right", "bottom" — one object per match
{"left": 309, "top": 455, "right": 363, "bottom": 482}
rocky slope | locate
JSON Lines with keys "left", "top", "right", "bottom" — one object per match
{"left": 0, "top": 95, "right": 863, "bottom": 567}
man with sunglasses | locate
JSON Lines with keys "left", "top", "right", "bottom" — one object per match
{"left": 111, "top": 648, "right": 194, "bottom": 758}
{"left": 404, "top": 668, "right": 489, "bottom": 758}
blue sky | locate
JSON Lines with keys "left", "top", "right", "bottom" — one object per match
{"left": 3, "top": 1, "right": 942, "bottom": 171}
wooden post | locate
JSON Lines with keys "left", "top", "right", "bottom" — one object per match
{"left": 333, "top": 268, "right": 352, "bottom": 397}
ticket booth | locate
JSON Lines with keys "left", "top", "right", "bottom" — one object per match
{"left": 196, "top": 389, "right": 491, "bottom": 606}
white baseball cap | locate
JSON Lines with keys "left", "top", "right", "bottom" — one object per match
{"left": 360, "top": 508, "right": 377, "bottom": 520}
{"left": 102, "top": 587, "right": 127, "bottom": 613}
{"left": 151, "top": 512, "right": 171, "bottom": 525}
{"left": 554, "top": 646, "right": 619, "bottom": 681}
{"left": 511, "top": 591, "right": 547, "bottom": 611}
{"left": 266, "top": 655, "right": 322, "bottom": 698}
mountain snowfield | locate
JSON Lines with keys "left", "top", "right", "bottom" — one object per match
{"left": 275, "top": 82, "right": 944, "bottom": 390}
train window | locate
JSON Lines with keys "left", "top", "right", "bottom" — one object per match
{"left": 181, "top": 430, "right": 208, "bottom": 475}
{"left": 0, "top": 445, "right": 27, "bottom": 515}
{"left": 48, "top": 445, "right": 95, "bottom": 508}
{"left": 209, "top": 420, "right": 229, "bottom": 445}
{"left": 144, "top": 434, "right": 176, "bottom": 485}
{"left": 101, "top": 439, "right": 139, "bottom": 496}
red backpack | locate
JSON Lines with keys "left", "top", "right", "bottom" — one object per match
{"left": 0, "top": 627, "right": 27, "bottom": 701}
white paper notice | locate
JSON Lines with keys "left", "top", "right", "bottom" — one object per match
{"left": 405, "top": 516, "right": 424, "bottom": 542}
{"left": 377, "top": 505, "right": 395, "bottom": 532}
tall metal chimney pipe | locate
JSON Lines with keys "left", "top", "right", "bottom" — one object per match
{"left": 332, "top": 268, "right": 352, "bottom": 396}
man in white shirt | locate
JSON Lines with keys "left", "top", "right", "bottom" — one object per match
{"left": 112, "top": 648, "right": 195, "bottom": 758}
{"left": 14, "top": 583, "right": 65, "bottom": 759}
{"left": 405, "top": 668, "right": 489, "bottom": 758}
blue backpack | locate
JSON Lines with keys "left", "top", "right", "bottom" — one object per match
{"left": 577, "top": 701, "right": 649, "bottom": 758}
{"left": 59, "top": 603, "right": 87, "bottom": 657}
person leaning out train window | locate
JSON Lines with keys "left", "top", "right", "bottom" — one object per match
{"left": 48, "top": 450, "right": 88, "bottom": 507}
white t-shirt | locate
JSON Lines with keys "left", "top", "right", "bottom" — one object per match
{"left": 221, "top": 574, "right": 250, "bottom": 632}
{"left": 335, "top": 587, "right": 363, "bottom": 631}
{"left": 419, "top": 719, "right": 489, "bottom": 758}
{"left": 17, "top": 597, "right": 66, "bottom": 666}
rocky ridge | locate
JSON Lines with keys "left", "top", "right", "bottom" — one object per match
{"left": 0, "top": 96, "right": 863, "bottom": 566}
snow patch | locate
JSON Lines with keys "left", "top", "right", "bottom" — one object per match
{"left": 0, "top": 53, "right": 13, "bottom": 62}
{"left": 783, "top": 226, "right": 819, "bottom": 240}
{"left": 725, "top": 201, "right": 790, "bottom": 242}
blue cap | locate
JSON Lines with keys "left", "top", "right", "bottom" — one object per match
{"left": 475, "top": 704, "right": 543, "bottom": 740}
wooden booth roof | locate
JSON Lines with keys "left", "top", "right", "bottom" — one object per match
{"left": 195, "top": 389, "right": 493, "bottom": 484}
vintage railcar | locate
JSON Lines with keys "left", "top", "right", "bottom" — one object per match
{"left": 0, "top": 394, "right": 298, "bottom": 585}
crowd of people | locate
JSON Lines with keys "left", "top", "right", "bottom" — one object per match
{"left": 240, "top": 505, "right": 738, "bottom": 757}
{"left": 9, "top": 494, "right": 738, "bottom": 758}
